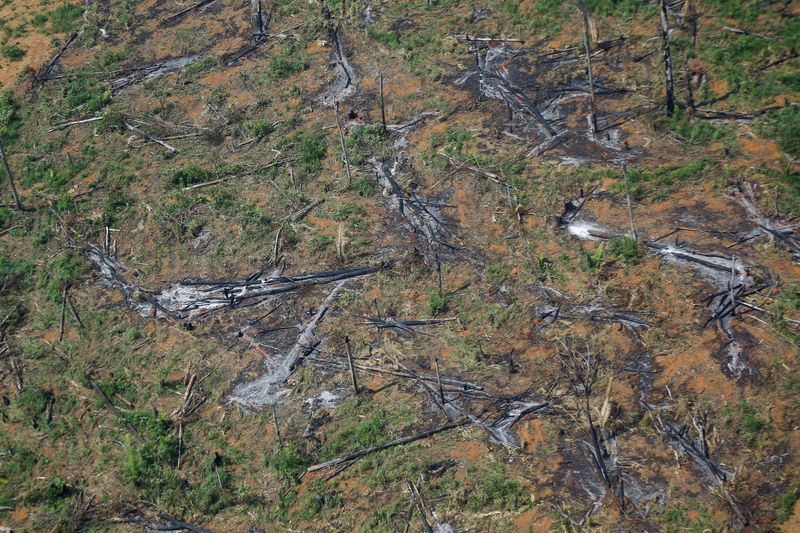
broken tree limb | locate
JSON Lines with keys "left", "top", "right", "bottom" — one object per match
{"left": 0, "top": 142, "right": 24, "bottom": 210}
{"left": 380, "top": 73, "right": 387, "bottom": 132}
{"left": 334, "top": 101, "right": 353, "bottom": 183}
{"left": 37, "top": 30, "right": 80, "bottom": 82}
{"left": 125, "top": 123, "right": 177, "bottom": 153}
{"left": 48, "top": 116, "right": 104, "bottom": 132}
{"left": 148, "top": 513, "right": 217, "bottom": 533}
{"left": 231, "top": 283, "right": 345, "bottom": 409}
{"left": 659, "top": 0, "right": 676, "bottom": 116}
{"left": 59, "top": 285, "right": 68, "bottom": 342}
{"left": 183, "top": 157, "right": 295, "bottom": 190}
{"left": 90, "top": 380, "right": 146, "bottom": 444}
{"left": 622, "top": 164, "right": 637, "bottom": 241}
{"left": 163, "top": 0, "right": 216, "bottom": 24}
{"left": 285, "top": 198, "right": 325, "bottom": 222}
{"left": 223, "top": 0, "right": 275, "bottom": 65}
{"left": 406, "top": 480, "right": 433, "bottom": 533}
{"left": 67, "top": 294, "right": 85, "bottom": 329}
{"left": 307, "top": 419, "right": 468, "bottom": 472}
{"left": 364, "top": 316, "right": 456, "bottom": 334}
{"left": 345, "top": 336, "right": 359, "bottom": 395}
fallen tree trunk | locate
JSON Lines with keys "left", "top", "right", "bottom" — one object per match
{"left": 307, "top": 419, "right": 468, "bottom": 472}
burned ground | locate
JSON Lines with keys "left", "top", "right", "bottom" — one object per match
{"left": 1, "top": 0, "right": 799, "bottom": 531}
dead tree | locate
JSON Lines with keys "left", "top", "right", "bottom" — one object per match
{"left": 659, "top": 0, "right": 676, "bottom": 116}
{"left": 0, "top": 142, "right": 23, "bottom": 210}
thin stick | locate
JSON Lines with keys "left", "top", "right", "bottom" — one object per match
{"left": 379, "top": 73, "right": 387, "bottom": 132}
{"left": 333, "top": 101, "right": 353, "bottom": 184}
{"left": 434, "top": 358, "right": 445, "bottom": 404}
{"left": 0, "top": 142, "right": 23, "bottom": 210}
{"left": 581, "top": 6, "right": 598, "bottom": 134}
{"left": 622, "top": 164, "right": 637, "bottom": 241}
{"left": 345, "top": 336, "right": 359, "bottom": 395}
{"left": 59, "top": 285, "right": 68, "bottom": 342}
{"left": 307, "top": 420, "right": 468, "bottom": 471}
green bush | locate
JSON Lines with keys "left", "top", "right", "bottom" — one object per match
{"left": 484, "top": 262, "right": 512, "bottom": 284}
{"left": 1, "top": 43, "right": 24, "bottom": 61}
{"left": 266, "top": 442, "right": 312, "bottom": 482}
{"left": 275, "top": 130, "right": 327, "bottom": 181}
{"left": 322, "top": 410, "right": 387, "bottom": 459}
{"left": 266, "top": 44, "right": 308, "bottom": 80}
{"left": 42, "top": 252, "right": 89, "bottom": 302}
{"left": 123, "top": 411, "right": 185, "bottom": 499}
{"left": 48, "top": 2, "right": 84, "bottom": 34}
{"left": 427, "top": 291, "right": 447, "bottom": 317}
{"left": 0, "top": 91, "right": 19, "bottom": 143}
{"left": 737, "top": 402, "right": 769, "bottom": 447}
{"left": 606, "top": 237, "right": 644, "bottom": 266}
{"left": 0, "top": 256, "right": 34, "bottom": 290}
{"left": 465, "top": 468, "right": 527, "bottom": 512}
{"left": 170, "top": 165, "right": 214, "bottom": 188}
{"left": 64, "top": 75, "right": 111, "bottom": 113}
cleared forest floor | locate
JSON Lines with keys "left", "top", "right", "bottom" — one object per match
{"left": 1, "top": 0, "right": 799, "bottom": 531}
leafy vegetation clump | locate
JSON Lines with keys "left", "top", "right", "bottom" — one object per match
{"left": 606, "top": 237, "right": 645, "bottom": 266}
{"left": 778, "top": 483, "right": 800, "bottom": 522}
{"left": 267, "top": 442, "right": 312, "bottom": 482}
{"left": 170, "top": 165, "right": 214, "bottom": 188}
{"left": 759, "top": 105, "right": 800, "bottom": 158}
{"left": 464, "top": 465, "right": 528, "bottom": 512}
{"left": 123, "top": 411, "right": 185, "bottom": 500}
{"left": 427, "top": 291, "right": 447, "bottom": 317}
{"left": 1, "top": 43, "right": 25, "bottom": 61}
{"left": 275, "top": 130, "right": 327, "bottom": 182}
{"left": 0, "top": 91, "right": 19, "bottom": 143}
{"left": 266, "top": 44, "right": 308, "bottom": 80}
{"left": 48, "top": 3, "right": 85, "bottom": 34}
